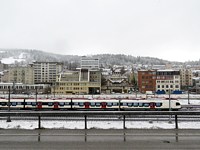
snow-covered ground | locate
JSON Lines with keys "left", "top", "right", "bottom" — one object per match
{"left": 1, "top": 119, "right": 200, "bottom": 130}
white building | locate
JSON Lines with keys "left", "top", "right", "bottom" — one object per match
{"left": 81, "top": 56, "right": 99, "bottom": 69}
{"left": 33, "top": 62, "right": 63, "bottom": 84}
{"left": 156, "top": 70, "right": 181, "bottom": 94}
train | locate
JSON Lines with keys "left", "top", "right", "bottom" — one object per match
{"left": 0, "top": 97, "right": 181, "bottom": 111}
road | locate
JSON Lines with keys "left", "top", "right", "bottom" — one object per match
{"left": 0, "top": 129, "right": 200, "bottom": 150}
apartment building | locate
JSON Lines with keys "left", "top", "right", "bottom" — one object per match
{"left": 81, "top": 56, "right": 99, "bottom": 69}
{"left": 137, "top": 70, "right": 157, "bottom": 94}
{"left": 180, "top": 68, "right": 193, "bottom": 89}
{"left": 0, "top": 71, "right": 8, "bottom": 83}
{"left": 192, "top": 77, "right": 200, "bottom": 94}
{"left": 156, "top": 70, "right": 181, "bottom": 94}
{"left": 33, "top": 62, "right": 63, "bottom": 84}
{"left": 7, "top": 65, "right": 34, "bottom": 84}
{"left": 0, "top": 62, "right": 8, "bottom": 71}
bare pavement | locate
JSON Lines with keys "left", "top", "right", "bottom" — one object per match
{"left": 0, "top": 129, "right": 200, "bottom": 150}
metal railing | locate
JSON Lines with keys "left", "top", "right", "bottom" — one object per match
{"left": 2, "top": 111, "right": 200, "bottom": 129}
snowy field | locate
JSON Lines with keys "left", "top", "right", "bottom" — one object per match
{"left": 1, "top": 120, "right": 200, "bottom": 130}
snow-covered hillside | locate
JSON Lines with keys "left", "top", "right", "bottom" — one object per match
{"left": 0, "top": 49, "right": 79, "bottom": 65}
{"left": 1, "top": 53, "right": 27, "bottom": 64}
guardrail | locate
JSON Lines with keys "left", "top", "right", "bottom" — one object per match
{"left": 2, "top": 111, "right": 200, "bottom": 129}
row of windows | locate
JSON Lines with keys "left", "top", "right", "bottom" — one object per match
{"left": 0, "top": 102, "right": 162, "bottom": 107}
{"left": 59, "top": 87, "right": 87, "bottom": 90}
{"left": 0, "top": 102, "right": 70, "bottom": 107}
{"left": 157, "top": 85, "right": 179, "bottom": 88}
{"left": 157, "top": 80, "right": 179, "bottom": 83}
{"left": 59, "top": 83, "right": 88, "bottom": 86}
{"left": 141, "top": 72, "right": 156, "bottom": 75}
{"left": 74, "top": 102, "right": 162, "bottom": 107}
{"left": 0, "top": 86, "right": 44, "bottom": 90}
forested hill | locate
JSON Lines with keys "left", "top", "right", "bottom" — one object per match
{"left": 0, "top": 49, "right": 194, "bottom": 67}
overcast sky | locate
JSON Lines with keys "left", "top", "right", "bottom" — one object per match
{"left": 0, "top": 0, "right": 200, "bottom": 62}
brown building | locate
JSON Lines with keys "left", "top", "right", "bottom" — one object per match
{"left": 138, "top": 70, "right": 157, "bottom": 94}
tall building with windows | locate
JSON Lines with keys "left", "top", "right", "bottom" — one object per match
{"left": 156, "top": 70, "right": 181, "bottom": 94}
{"left": 180, "top": 68, "right": 193, "bottom": 89}
{"left": 138, "top": 70, "right": 157, "bottom": 94}
{"left": 33, "top": 62, "right": 63, "bottom": 84}
{"left": 81, "top": 56, "right": 99, "bottom": 69}
{"left": 8, "top": 65, "right": 34, "bottom": 84}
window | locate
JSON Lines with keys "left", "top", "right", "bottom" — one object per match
{"left": 17, "top": 102, "right": 22, "bottom": 105}
{"left": 113, "top": 102, "right": 118, "bottom": 106}
{"left": 96, "top": 102, "right": 101, "bottom": 106}
{"left": 65, "top": 102, "right": 70, "bottom": 105}
{"left": 90, "top": 102, "right": 95, "bottom": 106}
{"left": 127, "top": 103, "right": 132, "bottom": 107}
{"left": 74, "top": 102, "right": 79, "bottom": 105}
{"left": 107, "top": 102, "right": 112, "bottom": 107}
{"left": 32, "top": 102, "right": 36, "bottom": 106}
{"left": 139, "top": 103, "right": 143, "bottom": 107}
{"left": 48, "top": 102, "right": 53, "bottom": 106}
{"left": 155, "top": 103, "right": 162, "bottom": 107}
{"left": 79, "top": 102, "right": 84, "bottom": 106}
{"left": 122, "top": 102, "right": 127, "bottom": 106}
{"left": 11, "top": 102, "right": 17, "bottom": 106}
{"left": 59, "top": 102, "right": 64, "bottom": 106}
{"left": 1, "top": 102, "right": 6, "bottom": 106}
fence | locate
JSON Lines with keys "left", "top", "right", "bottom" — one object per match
{"left": 2, "top": 111, "right": 200, "bottom": 129}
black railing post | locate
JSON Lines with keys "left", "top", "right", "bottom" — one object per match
{"left": 123, "top": 115, "right": 126, "bottom": 129}
{"left": 175, "top": 115, "right": 178, "bottom": 129}
{"left": 38, "top": 115, "right": 41, "bottom": 129}
{"left": 84, "top": 115, "right": 87, "bottom": 129}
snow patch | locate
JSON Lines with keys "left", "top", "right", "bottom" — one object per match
{"left": 1, "top": 52, "right": 27, "bottom": 64}
{"left": 0, "top": 120, "right": 200, "bottom": 130}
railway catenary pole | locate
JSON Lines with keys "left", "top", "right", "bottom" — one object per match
{"left": 35, "top": 86, "right": 38, "bottom": 109}
{"left": 188, "top": 85, "right": 190, "bottom": 104}
{"left": 6, "top": 86, "right": 11, "bottom": 122}
{"left": 168, "top": 89, "right": 172, "bottom": 124}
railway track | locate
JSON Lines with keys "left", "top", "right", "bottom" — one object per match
{"left": 1, "top": 114, "right": 200, "bottom": 122}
